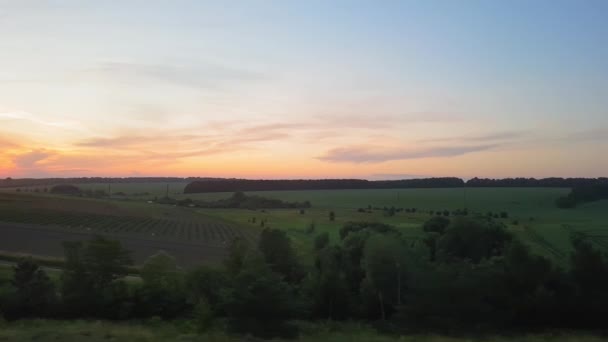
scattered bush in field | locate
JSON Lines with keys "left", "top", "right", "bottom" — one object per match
{"left": 196, "top": 192, "right": 311, "bottom": 209}
{"left": 305, "top": 222, "right": 316, "bottom": 235}
{"left": 443, "top": 210, "right": 450, "bottom": 217}
{"left": 299, "top": 209, "right": 305, "bottom": 215}
{"left": 423, "top": 216, "right": 451, "bottom": 234}
{"left": 500, "top": 211, "right": 509, "bottom": 218}
{"left": 339, "top": 222, "right": 397, "bottom": 240}
{"left": 385, "top": 207, "right": 396, "bottom": 217}
{"left": 512, "top": 220, "right": 519, "bottom": 225}
{"left": 329, "top": 211, "right": 335, "bottom": 221}
{"left": 357, "top": 208, "right": 366, "bottom": 213}
{"left": 50, "top": 184, "right": 81, "bottom": 195}
{"left": 429, "top": 210, "right": 434, "bottom": 215}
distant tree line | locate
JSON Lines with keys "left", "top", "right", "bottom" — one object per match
{"left": 0, "top": 177, "right": 219, "bottom": 188}
{"left": 466, "top": 177, "right": 608, "bottom": 188}
{"left": 556, "top": 184, "right": 608, "bottom": 208}
{"left": 2, "top": 217, "right": 608, "bottom": 337}
{"left": 159, "top": 192, "right": 312, "bottom": 209}
{"left": 183, "top": 178, "right": 465, "bottom": 193}
{"left": 4, "top": 177, "right": 607, "bottom": 190}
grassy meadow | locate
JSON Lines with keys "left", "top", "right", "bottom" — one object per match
{"left": 0, "top": 320, "right": 605, "bottom": 342}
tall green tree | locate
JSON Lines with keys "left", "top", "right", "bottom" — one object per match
{"left": 361, "top": 234, "right": 408, "bottom": 320}
{"left": 258, "top": 228, "right": 303, "bottom": 283}
{"left": 10, "top": 258, "right": 56, "bottom": 318}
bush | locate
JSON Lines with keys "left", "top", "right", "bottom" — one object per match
{"left": 50, "top": 184, "right": 81, "bottom": 195}
{"left": 194, "top": 297, "right": 214, "bottom": 332}
{"left": 423, "top": 216, "right": 451, "bottom": 235}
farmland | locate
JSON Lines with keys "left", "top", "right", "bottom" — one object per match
{"left": 0, "top": 191, "right": 257, "bottom": 267}
{"left": 1, "top": 185, "right": 607, "bottom": 266}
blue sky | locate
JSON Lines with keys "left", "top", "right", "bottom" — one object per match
{"left": 0, "top": 1, "right": 606, "bottom": 178}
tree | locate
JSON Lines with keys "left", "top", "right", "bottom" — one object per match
{"left": 437, "top": 218, "right": 512, "bottom": 263}
{"left": 186, "top": 265, "right": 230, "bottom": 313}
{"left": 224, "top": 237, "right": 249, "bottom": 275}
{"left": 314, "top": 232, "right": 330, "bottom": 251}
{"left": 136, "top": 251, "right": 188, "bottom": 319}
{"left": 83, "top": 236, "right": 133, "bottom": 288}
{"left": 61, "top": 237, "right": 133, "bottom": 317}
{"left": 9, "top": 258, "right": 56, "bottom": 318}
{"left": 329, "top": 211, "right": 335, "bottom": 221}
{"left": 140, "top": 251, "right": 179, "bottom": 287}
{"left": 361, "top": 234, "right": 408, "bottom": 320}
{"left": 220, "top": 260, "right": 299, "bottom": 338}
{"left": 423, "top": 216, "right": 450, "bottom": 234}
{"left": 258, "top": 228, "right": 303, "bottom": 283}
{"left": 305, "top": 245, "right": 352, "bottom": 320}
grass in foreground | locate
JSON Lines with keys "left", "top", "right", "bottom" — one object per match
{"left": 0, "top": 320, "right": 606, "bottom": 342}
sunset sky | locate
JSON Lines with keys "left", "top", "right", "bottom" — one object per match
{"left": 1, "top": 1, "right": 607, "bottom": 179}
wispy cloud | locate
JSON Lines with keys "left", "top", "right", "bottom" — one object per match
{"left": 0, "top": 111, "right": 80, "bottom": 129}
{"left": 563, "top": 127, "right": 608, "bottom": 142}
{"left": 12, "top": 150, "right": 53, "bottom": 168}
{"left": 319, "top": 144, "right": 498, "bottom": 163}
{"left": 420, "top": 131, "right": 527, "bottom": 143}
{"left": 81, "top": 61, "right": 266, "bottom": 90}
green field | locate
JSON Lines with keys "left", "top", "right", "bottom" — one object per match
{"left": 0, "top": 320, "right": 604, "bottom": 342}
{"left": 188, "top": 188, "right": 608, "bottom": 263}
{"left": 1, "top": 186, "right": 607, "bottom": 265}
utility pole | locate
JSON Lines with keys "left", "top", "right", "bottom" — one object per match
{"left": 463, "top": 180, "right": 467, "bottom": 209}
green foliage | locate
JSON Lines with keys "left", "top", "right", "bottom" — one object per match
{"left": 140, "top": 251, "right": 180, "bottom": 288}
{"left": 186, "top": 266, "right": 230, "bottom": 314}
{"left": 3, "top": 258, "right": 56, "bottom": 319}
{"left": 423, "top": 216, "right": 450, "bottom": 234}
{"left": 437, "top": 218, "right": 513, "bottom": 263}
{"left": 258, "top": 228, "right": 303, "bottom": 283}
{"left": 220, "top": 259, "right": 299, "bottom": 338}
{"left": 314, "top": 232, "right": 330, "bottom": 251}
{"left": 60, "top": 237, "right": 133, "bottom": 318}
{"left": 339, "top": 221, "right": 397, "bottom": 240}
{"left": 136, "top": 251, "right": 189, "bottom": 319}
{"left": 223, "top": 237, "right": 249, "bottom": 275}
{"left": 194, "top": 297, "right": 214, "bottom": 332}
{"left": 305, "top": 245, "right": 353, "bottom": 320}
{"left": 361, "top": 234, "right": 408, "bottom": 320}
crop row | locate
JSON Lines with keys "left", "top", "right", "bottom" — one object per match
{"left": 0, "top": 209, "right": 249, "bottom": 244}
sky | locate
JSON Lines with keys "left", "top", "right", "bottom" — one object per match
{"left": 0, "top": 0, "right": 607, "bottom": 179}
